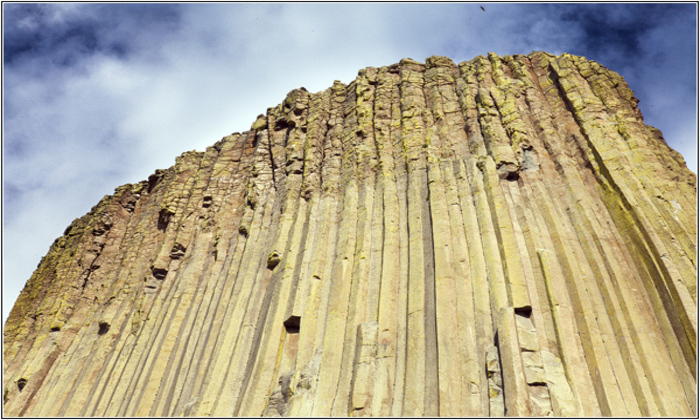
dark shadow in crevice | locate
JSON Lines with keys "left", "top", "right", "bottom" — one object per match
{"left": 283, "top": 316, "right": 300, "bottom": 334}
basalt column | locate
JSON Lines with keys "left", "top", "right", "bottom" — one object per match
{"left": 4, "top": 52, "right": 696, "bottom": 417}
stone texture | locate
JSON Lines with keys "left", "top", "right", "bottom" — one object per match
{"left": 3, "top": 52, "right": 696, "bottom": 417}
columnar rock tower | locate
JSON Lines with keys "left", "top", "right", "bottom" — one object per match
{"left": 3, "top": 52, "right": 696, "bottom": 417}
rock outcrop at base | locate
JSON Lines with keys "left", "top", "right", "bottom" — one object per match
{"left": 3, "top": 52, "right": 696, "bottom": 417}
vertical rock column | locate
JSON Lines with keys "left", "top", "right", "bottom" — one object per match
{"left": 3, "top": 52, "right": 696, "bottom": 418}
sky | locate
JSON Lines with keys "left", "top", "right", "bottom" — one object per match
{"left": 3, "top": 2, "right": 697, "bottom": 322}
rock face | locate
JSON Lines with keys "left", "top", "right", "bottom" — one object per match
{"left": 3, "top": 52, "right": 697, "bottom": 417}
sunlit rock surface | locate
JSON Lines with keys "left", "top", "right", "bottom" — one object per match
{"left": 3, "top": 52, "right": 696, "bottom": 417}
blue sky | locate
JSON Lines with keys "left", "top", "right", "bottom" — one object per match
{"left": 3, "top": 3, "right": 697, "bottom": 321}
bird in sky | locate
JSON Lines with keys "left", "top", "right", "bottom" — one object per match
{"left": 480, "top": 6, "right": 485, "bottom": 11}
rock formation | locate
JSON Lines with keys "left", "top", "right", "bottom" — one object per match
{"left": 3, "top": 52, "right": 696, "bottom": 417}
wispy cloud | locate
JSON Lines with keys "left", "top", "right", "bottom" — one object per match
{"left": 3, "top": 3, "right": 696, "bottom": 320}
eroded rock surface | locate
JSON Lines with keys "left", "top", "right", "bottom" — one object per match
{"left": 3, "top": 52, "right": 696, "bottom": 417}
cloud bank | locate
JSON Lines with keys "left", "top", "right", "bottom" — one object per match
{"left": 3, "top": 3, "right": 696, "bottom": 320}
